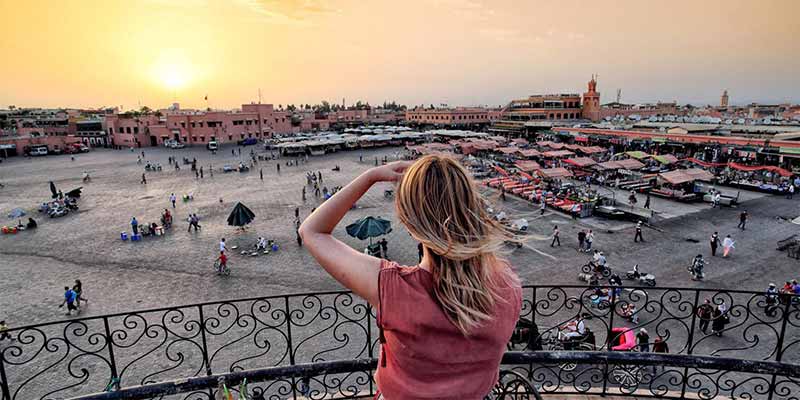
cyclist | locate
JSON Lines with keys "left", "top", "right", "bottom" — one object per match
{"left": 216, "top": 251, "right": 228, "bottom": 275}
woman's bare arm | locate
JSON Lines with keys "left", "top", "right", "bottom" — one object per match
{"left": 299, "top": 162, "right": 411, "bottom": 307}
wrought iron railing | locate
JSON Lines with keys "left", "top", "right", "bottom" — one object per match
{"left": 1, "top": 286, "right": 798, "bottom": 399}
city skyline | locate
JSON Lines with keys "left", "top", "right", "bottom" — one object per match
{"left": 1, "top": 0, "right": 798, "bottom": 110}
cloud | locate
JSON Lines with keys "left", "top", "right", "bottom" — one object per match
{"left": 236, "top": 0, "right": 339, "bottom": 24}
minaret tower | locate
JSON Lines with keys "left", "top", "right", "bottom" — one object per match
{"left": 582, "top": 74, "right": 601, "bottom": 121}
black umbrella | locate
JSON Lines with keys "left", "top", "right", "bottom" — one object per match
{"left": 49, "top": 181, "right": 58, "bottom": 199}
{"left": 227, "top": 202, "right": 256, "bottom": 228}
{"left": 346, "top": 216, "right": 392, "bottom": 245}
{"left": 65, "top": 187, "right": 83, "bottom": 199}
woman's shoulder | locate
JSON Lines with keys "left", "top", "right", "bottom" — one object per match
{"left": 380, "top": 259, "right": 428, "bottom": 276}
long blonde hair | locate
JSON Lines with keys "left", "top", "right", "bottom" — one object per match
{"left": 395, "top": 155, "right": 519, "bottom": 335}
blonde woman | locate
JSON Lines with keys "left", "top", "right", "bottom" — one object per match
{"left": 300, "top": 155, "right": 522, "bottom": 399}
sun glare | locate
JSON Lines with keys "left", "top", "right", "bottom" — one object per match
{"left": 151, "top": 51, "right": 192, "bottom": 90}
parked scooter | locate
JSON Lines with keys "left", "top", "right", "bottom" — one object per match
{"left": 581, "top": 262, "right": 612, "bottom": 278}
{"left": 625, "top": 264, "right": 656, "bottom": 286}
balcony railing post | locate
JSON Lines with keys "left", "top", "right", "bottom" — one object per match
{"left": 602, "top": 287, "right": 617, "bottom": 396}
{"left": 366, "top": 303, "right": 374, "bottom": 396}
{"left": 768, "top": 297, "right": 793, "bottom": 400}
{"left": 681, "top": 289, "right": 701, "bottom": 399}
{"left": 102, "top": 316, "right": 119, "bottom": 389}
{"left": 198, "top": 305, "right": 212, "bottom": 376}
{"left": 284, "top": 296, "right": 297, "bottom": 400}
{"left": 0, "top": 345, "right": 10, "bottom": 400}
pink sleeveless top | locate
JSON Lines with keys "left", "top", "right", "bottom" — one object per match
{"left": 375, "top": 260, "right": 522, "bottom": 400}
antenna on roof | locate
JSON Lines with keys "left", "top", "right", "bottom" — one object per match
{"left": 616, "top": 89, "right": 621, "bottom": 103}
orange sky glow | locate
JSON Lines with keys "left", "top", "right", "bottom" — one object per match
{"left": 0, "top": 0, "right": 798, "bottom": 110}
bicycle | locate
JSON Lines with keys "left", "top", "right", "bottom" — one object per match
{"left": 213, "top": 260, "right": 230, "bottom": 276}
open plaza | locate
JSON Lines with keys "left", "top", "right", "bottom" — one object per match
{"left": 1, "top": 140, "right": 798, "bottom": 328}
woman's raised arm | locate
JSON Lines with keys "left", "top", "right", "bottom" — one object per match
{"left": 299, "top": 161, "right": 411, "bottom": 307}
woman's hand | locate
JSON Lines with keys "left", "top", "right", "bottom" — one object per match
{"left": 367, "top": 161, "right": 413, "bottom": 183}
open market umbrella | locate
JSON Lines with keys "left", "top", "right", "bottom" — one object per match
{"left": 227, "top": 202, "right": 256, "bottom": 228}
{"left": 65, "top": 187, "right": 83, "bottom": 199}
{"left": 346, "top": 216, "right": 392, "bottom": 245}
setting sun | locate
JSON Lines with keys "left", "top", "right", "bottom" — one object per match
{"left": 151, "top": 51, "right": 192, "bottom": 90}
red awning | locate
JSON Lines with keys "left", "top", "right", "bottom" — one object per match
{"left": 574, "top": 136, "right": 589, "bottom": 143}
{"left": 577, "top": 146, "right": 607, "bottom": 154}
{"left": 515, "top": 160, "right": 542, "bottom": 172}
{"left": 616, "top": 159, "right": 646, "bottom": 170}
{"left": 496, "top": 147, "right": 518, "bottom": 155}
{"left": 729, "top": 162, "right": 792, "bottom": 177}
{"left": 596, "top": 160, "right": 624, "bottom": 170}
{"left": 659, "top": 170, "right": 693, "bottom": 185}
{"left": 563, "top": 157, "right": 597, "bottom": 168}
{"left": 682, "top": 157, "right": 727, "bottom": 168}
{"left": 518, "top": 149, "right": 541, "bottom": 158}
{"left": 542, "top": 150, "right": 575, "bottom": 158}
{"left": 493, "top": 165, "right": 509, "bottom": 177}
{"left": 683, "top": 168, "right": 714, "bottom": 181}
{"left": 539, "top": 167, "right": 574, "bottom": 179}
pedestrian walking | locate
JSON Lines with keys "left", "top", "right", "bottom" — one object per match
{"left": 195, "top": 170, "right": 199, "bottom": 179}
{"left": 643, "top": 192, "right": 651, "bottom": 209}
{"left": 210, "top": 165, "right": 213, "bottom": 177}
{"left": 578, "top": 229, "right": 586, "bottom": 252}
{"left": 379, "top": 238, "right": 388, "bottom": 259}
{"left": 628, "top": 191, "right": 637, "bottom": 209}
{"left": 170, "top": 193, "right": 177, "bottom": 208}
{"left": 585, "top": 230, "right": 594, "bottom": 251}
{"left": 722, "top": 234, "right": 735, "bottom": 257}
{"left": 277, "top": 163, "right": 281, "bottom": 173}
{"left": 73, "top": 279, "right": 88, "bottom": 307}
{"left": 540, "top": 198, "right": 546, "bottom": 215}
{"left": 302, "top": 187, "right": 306, "bottom": 201}
{"left": 713, "top": 192, "right": 721, "bottom": 208}
{"left": 0, "top": 320, "right": 16, "bottom": 342}
{"left": 200, "top": 167, "right": 204, "bottom": 179}
{"left": 737, "top": 210, "right": 748, "bottom": 230}
{"left": 318, "top": 171, "right": 322, "bottom": 182}
{"left": 652, "top": 336, "right": 669, "bottom": 372}
{"left": 710, "top": 232, "right": 720, "bottom": 256}
{"left": 295, "top": 207, "right": 300, "bottom": 219}
{"left": 141, "top": 173, "right": 147, "bottom": 184}
{"left": 130, "top": 217, "right": 139, "bottom": 236}
{"left": 788, "top": 185, "right": 795, "bottom": 199}
{"left": 193, "top": 214, "right": 201, "bottom": 230}
{"left": 636, "top": 328, "right": 650, "bottom": 352}
{"left": 697, "top": 299, "right": 713, "bottom": 334}
{"left": 59, "top": 286, "right": 78, "bottom": 316}
{"left": 634, "top": 221, "right": 644, "bottom": 242}
{"left": 712, "top": 304, "right": 728, "bottom": 336}
{"left": 219, "top": 238, "right": 227, "bottom": 254}
{"left": 550, "top": 225, "right": 560, "bottom": 247}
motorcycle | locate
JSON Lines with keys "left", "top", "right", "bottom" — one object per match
{"left": 687, "top": 263, "right": 705, "bottom": 281}
{"left": 581, "top": 262, "right": 612, "bottom": 278}
{"left": 624, "top": 264, "right": 656, "bottom": 286}
{"left": 48, "top": 205, "right": 69, "bottom": 218}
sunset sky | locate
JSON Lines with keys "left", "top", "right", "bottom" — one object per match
{"left": 0, "top": 0, "right": 798, "bottom": 110}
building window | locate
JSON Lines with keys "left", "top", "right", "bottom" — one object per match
{"left": 181, "top": 122, "right": 186, "bottom": 128}
{"left": 134, "top": 127, "right": 139, "bottom": 133}
{"left": 199, "top": 122, "right": 204, "bottom": 127}
{"left": 125, "top": 127, "right": 131, "bottom": 133}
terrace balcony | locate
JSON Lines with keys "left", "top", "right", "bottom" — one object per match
{"left": 1, "top": 285, "right": 798, "bottom": 399}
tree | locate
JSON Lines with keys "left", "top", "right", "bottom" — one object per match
{"left": 139, "top": 106, "right": 152, "bottom": 114}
